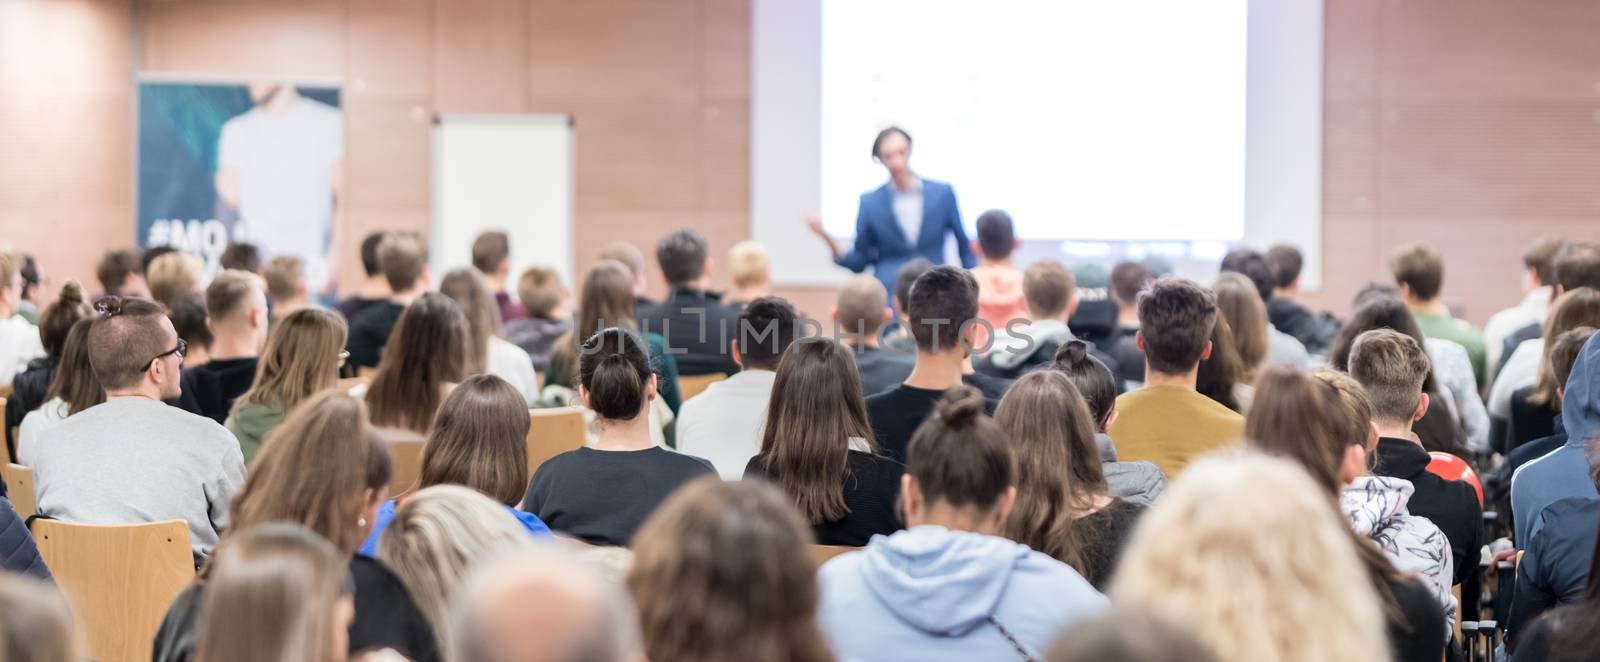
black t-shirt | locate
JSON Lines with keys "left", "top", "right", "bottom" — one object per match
{"left": 744, "top": 450, "right": 904, "bottom": 546}
{"left": 522, "top": 446, "right": 717, "bottom": 546}
{"left": 1070, "top": 497, "right": 1146, "bottom": 590}
{"left": 1107, "top": 327, "right": 1146, "bottom": 386}
{"left": 865, "top": 384, "right": 998, "bottom": 463}
{"left": 337, "top": 296, "right": 389, "bottom": 325}
{"left": 346, "top": 302, "right": 406, "bottom": 370}
{"left": 175, "top": 357, "right": 259, "bottom": 424}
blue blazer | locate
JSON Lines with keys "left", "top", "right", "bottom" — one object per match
{"left": 836, "top": 178, "right": 977, "bottom": 294}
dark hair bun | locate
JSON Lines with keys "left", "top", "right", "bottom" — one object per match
{"left": 58, "top": 280, "right": 85, "bottom": 306}
{"left": 579, "top": 327, "right": 653, "bottom": 420}
{"left": 1054, "top": 339, "right": 1091, "bottom": 366}
{"left": 933, "top": 385, "right": 985, "bottom": 428}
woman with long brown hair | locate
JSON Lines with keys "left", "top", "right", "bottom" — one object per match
{"left": 16, "top": 318, "right": 102, "bottom": 464}
{"left": 745, "top": 337, "right": 902, "bottom": 545}
{"left": 1211, "top": 272, "right": 1270, "bottom": 381}
{"left": 365, "top": 292, "right": 467, "bottom": 434}
{"left": 153, "top": 391, "right": 438, "bottom": 662}
{"left": 5, "top": 280, "right": 91, "bottom": 454}
{"left": 629, "top": 478, "right": 833, "bottom": 662}
{"left": 226, "top": 307, "right": 347, "bottom": 462}
{"left": 1195, "top": 314, "right": 1252, "bottom": 414}
{"left": 439, "top": 268, "right": 538, "bottom": 404}
{"left": 194, "top": 523, "right": 355, "bottom": 662}
{"left": 994, "top": 370, "right": 1144, "bottom": 589}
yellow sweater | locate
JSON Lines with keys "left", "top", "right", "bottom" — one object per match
{"left": 1108, "top": 385, "right": 1244, "bottom": 478}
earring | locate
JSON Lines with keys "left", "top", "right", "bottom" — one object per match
{"left": 358, "top": 516, "right": 367, "bottom": 527}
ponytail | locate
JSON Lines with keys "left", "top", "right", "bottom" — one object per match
{"left": 579, "top": 327, "right": 653, "bottom": 420}
{"left": 904, "top": 386, "right": 1013, "bottom": 511}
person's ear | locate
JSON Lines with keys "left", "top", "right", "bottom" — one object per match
{"left": 703, "top": 258, "right": 714, "bottom": 281}
{"left": 1555, "top": 284, "right": 1567, "bottom": 297}
{"left": 1134, "top": 330, "right": 1145, "bottom": 352}
{"left": 1102, "top": 408, "right": 1119, "bottom": 433}
{"left": 1558, "top": 386, "right": 1566, "bottom": 402}
{"left": 730, "top": 340, "right": 744, "bottom": 369}
{"left": 1396, "top": 282, "right": 1412, "bottom": 300}
{"left": 900, "top": 474, "right": 920, "bottom": 521}
{"left": 577, "top": 384, "right": 593, "bottom": 409}
{"left": 645, "top": 373, "right": 659, "bottom": 402}
{"left": 1199, "top": 340, "right": 1214, "bottom": 362}
{"left": 881, "top": 307, "right": 893, "bottom": 325}
{"left": 1339, "top": 445, "right": 1366, "bottom": 484}
{"left": 970, "top": 240, "right": 982, "bottom": 257}
{"left": 205, "top": 318, "right": 217, "bottom": 335}
{"left": 991, "top": 486, "right": 1018, "bottom": 529}
{"left": 1011, "top": 238, "right": 1021, "bottom": 252}
{"left": 1413, "top": 392, "right": 1429, "bottom": 423}
{"left": 1065, "top": 294, "right": 1079, "bottom": 318}
{"left": 1367, "top": 422, "right": 1380, "bottom": 451}
{"left": 830, "top": 306, "right": 840, "bottom": 322}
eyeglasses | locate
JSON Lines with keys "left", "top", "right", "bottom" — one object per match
{"left": 145, "top": 338, "right": 188, "bottom": 371}
{"left": 337, "top": 350, "right": 350, "bottom": 367}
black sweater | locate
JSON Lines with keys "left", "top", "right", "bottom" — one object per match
{"left": 1372, "top": 437, "right": 1483, "bottom": 589}
{"left": 745, "top": 450, "right": 904, "bottom": 547}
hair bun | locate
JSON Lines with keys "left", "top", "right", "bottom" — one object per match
{"left": 58, "top": 280, "right": 85, "bottom": 305}
{"left": 1054, "top": 339, "right": 1091, "bottom": 366}
{"left": 933, "top": 386, "right": 985, "bottom": 428}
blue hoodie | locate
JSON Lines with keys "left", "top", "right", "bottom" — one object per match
{"left": 1512, "top": 331, "right": 1600, "bottom": 544}
{"left": 817, "top": 525, "right": 1107, "bottom": 662}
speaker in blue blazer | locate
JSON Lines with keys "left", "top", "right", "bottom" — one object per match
{"left": 833, "top": 177, "right": 977, "bottom": 294}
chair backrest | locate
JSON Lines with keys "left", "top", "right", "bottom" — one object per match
{"left": 678, "top": 373, "right": 728, "bottom": 401}
{"left": 809, "top": 544, "right": 859, "bottom": 568}
{"left": 32, "top": 519, "right": 195, "bottom": 662}
{"left": 2, "top": 463, "right": 35, "bottom": 519}
{"left": 528, "top": 407, "right": 586, "bottom": 476}
{"left": 0, "top": 395, "right": 9, "bottom": 465}
{"left": 370, "top": 426, "right": 426, "bottom": 498}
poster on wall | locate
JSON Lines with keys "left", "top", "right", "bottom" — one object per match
{"left": 137, "top": 80, "right": 342, "bottom": 292}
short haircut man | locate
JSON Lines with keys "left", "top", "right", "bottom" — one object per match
{"left": 975, "top": 210, "right": 1016, "bottom": 262}
{"left": 836, "top": 275, "right": 890, "bottom": 339}
{"left": 205, "top": 270, "right": 265, "bottom": 324}
{"left": 893, "top": 258, "right": 936, "bottom": 313}
{"left": 598, "top": 241, "right": 646, "bottom": 283}
{"left": 1553, "top": 241, "right": 1600, "bottom": 293}
{"left": 263, "top": 256, "right": 306, "bottom": 303}
{"left": 218, "top": 243, "right": 263, "bottom": 274}
{"left": 907, "top": 266, "right": 979, "bottom": 353}
{"left": 728, "top": 241, "right": 769, "bottom": 289}
{"left": 1525, "top": 237, "right": 1565, "bottom": 288}
{"left": 734, "top": 296, "right": 799, "bottom": 370}
{"left": 1110, "top": 262, "right": 1151, "bottom": 308}
{"left": 96, "top": 248, "right": 144, "bottom": 296}
{"left": 1219, "top": 248, "right": 1275, "bottom": 301}
{"left": 472, "top": 231, "right": 511, "bottom": 275}
{"left": 1135, "top": 277, "right": 1218, "bottom": 375}
{"left": 517, "top": 266, "right": 563, "bottom": 319}
{"left": 1347, "top": 328, "right": 1432, "bottom": 426}
{"left": 378, "top": 233, "right": 428, "bottom": 293}
{"left": 359, "top": 231, "right": 388, "bottom": 277}
{"left": 1265, "top": 244, "right": 1303, "bottom": 291}
{"left": 655, "top": 229, "right": 709, "bottom": 287}
{"left": 87, "top": 297, "right": 174, "bottom": 392}
{"left": 1390, "top": 244, "right": 1445, "bottom": 302}
{"left": 1023, "top": 259, "right": 1076, "bottom": 319}
{"left": 451, "top": 549, "right": 640, "bottom": 662}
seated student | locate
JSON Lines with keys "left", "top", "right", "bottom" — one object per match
{"left": 225, "top": 309, "right": 346, "bottom": 463}
{"left": 1106, "top": 277, "right": 1244, "bottom": 477}
{"left": 364, "top": 292, "right": 467, "bottom": 435}
{"left": 192, "top": 523, "right": 354, "bottom": 662}
{"left": 745, "top": 337, "right": 903, "bottom": 545}
{"left": 969, "top": 210, "right": 1025, "bottom": 342}
{"left": 1219, "top": 248, "right": 1310, "bottom": 368}
{"left": 1212, "top": 273, "right": 1274, "bottom": 383}
{"left": 503, "top": 265, "right": 572, "bottom": 372}
{"left": 31, "top": 296, "right": 244, "bottom": 557}
{"left": 379, "top": 486, "right": 534, "bottom": 651}
{"left": 337, "top": 231, "right": 393, "bottom": 322}
{"left": 154, "top": 390, "right": 436, "bottom": 662}
{"left": 175, "top": 271, "right": 268, "bottom": 424}
{"left": 725, "top": 240, "right": 771, "bottom": 308}
{"left": 564, "top": 260, "right": 681, "bottom": 421}
{"left": 1484, "top": 238, "right": 1562, "bottom": 371}
{"left": 1350, "top": 329, "right": 1482, "bottom": 591}
{"left": 147, "top": 251, "right": 205, "bottom": 309}
{"left": 882, "top": 258, "right": 935, "bottom": 354}
{"left": 866, "top": 266, "right": 999, "bottom": 462}
{"left": 636, "top": 229, "right": 741, "bottom": 376}
{"left": 347, "top": 233, "right": 430, "bottom": 370}
{"left": 0, "top": 573, "right": 77, "bottom": 660}
{"left": 1506, "top": 455, "right": 1600, "bottom": 655}
{"left": 522, "top": 328, "right": 715, "bottom": 546}
{"left": 1264, "top": 243, "right": 1340, "bottom": 355}
{"left": 217, "top": 242, "right": 262, "bottom": 274}
{"left": 834, "top": 275, "right": 915, "bottom": 396}
{"left": 1493, "top": 287, "right": 1600, "bottom": 450}
{"left": 818, "top": 387, "right": 1106, "bottom": 660}
{"left": 15, "top": 254, "right": 41, "bottom": 324}
{"left": 1492, "top": 327, "right": 1597, "bottom": 528}
{"left": 1114, "top": 452, "right": 1392, "bottom": 662}
{"left": 1494, "top": 241, "right": 1600, "bottom": 387}
{"left": 1195, "top": 309, "right": 1253, "bottom": 415}
{"left": 598, "top": 240, "right": 656, "bottom": 308}
{"left": 5, "top": 280, "right": 90, "bottom": 455}
{"left": 629, "top": 479, "right": 832, "bottom": 662}
{"left": 1391, "top": 244, "right": 1489, "bottom": 387}
{"left": 1105, "top": 262, "right": 1151, "bottom": 388}
{"left": 17, "top": 320, "right": 103, "bottom": 465}
{"left": 451, "top": 547, "right": 643, "bottom": 662}
{"left": 0, "top": 252, "right": 46, "bottom": 389}
{"left": 1048, "top": 341, "right": 1167, "bottom": 506}
{"left": 677, "top": 297, "right": 800, "bottom": 477}
{"left": 262, "top": 255, "right": 311, "bottom": 318}
{"left": 1046, "top": 611, "right": 1217, "bottom": 662}
{"left": 0, "top": 487, "right": 48, "bottom": 579}
{"left": 95, "top": 247, "right": 151, "bottom": 298}
{"left": 995, "top": 370, "right": 1147, "bottom": 590}
{"left": 471, "top": 230, "right": 526, "bottom": 324}
{"left": 440, "top": 269, "right": 538, "bottom": 405}
{"left": 1514, "top": 331, "right": 1600, "bottom": 544}
{"left": 983, "top": 259, "right": 1120, "bottom": 378}
{"left": 167, "top": 293, "right": 213, "bottom": 367}
{"left": 359, "top": 375, "right": 550, "bottom": 556}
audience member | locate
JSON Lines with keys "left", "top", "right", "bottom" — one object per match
{"left": 678, "top": 297, "right": 800, "bottom": 478}
{"left": 881, "top": 257, "right": 934, "bottom": 354}
{"left": 1496, "top": 241, "right": 1600, "bottom": 376}
{"left": 726, "top": 240, "right": 771, "bottom": 307}
{"left": 471, "top": 230, "right": 525, "bottom": 324}
{"left": 1194, "top": 314, "right": 1252, "bottom": 414}
{"left": 378, "top": 485, "right": 533, "bottom": 650}
{"left": 1485, "top": 238, "right": 1563, "bottom": 370}
{"left": 629, "top": 479, "right": 832, "bottom": 662}
{"left": 15, "top": 254, "right": 41, "bottom": 324}
{"left": 1106, "top": 277, "right": 1243, "bottom": 476}
{"left": 1512, "top": 331, "right": 1600, "bottom": 545}
{"left": 818, "top": 387, "right": 1106, "bottom": 660}
{"left": 0, "top": 573, "right": 78, "bottom": 661}
{"left": 0, "top": 488, "right": 47, "bottom": 579}
{"left": 225, "top": 307, "right": 347, "bottom": 462}
{"left": 5, "top": 280, "right": 89, "bottom": 453}
{"left": 263, "top": 255, "right": 310, "bottom": 317}
{"left": 995, "top": 370, "right": 1146, "bottom": 590}
{"left": 834, "top": 274, "right": 914, "bottom": 395}
{"left": 969, "top": 210, "right": 1026, "bottom": 340}
{"left": 450, "top": 547, "right": 641, "bottom": 662}
{"left": 1491, "top": 327, "right": 1596, "bottom": 524}
{"left": 866, "top": 266, "right": 996, "bottom": 462}
{"left": 1506, "top": 444, "right": 1600, "bottom": 654}
{"left": 1104, "top": 261, "right": 1151, "bottom": 387}
{"left": 1349, "top": 329, "right": 1482, "bottom": 590}
{"left": 440, "top": 268, "right": 538, "bottom": 404}
{"left": 1264, "top": 243, "right": 1340, "bottom": 354}
{"left": 560, "top": 259, "right": 681, "bottom": 423}
{"left": 141, "top": 246, "right": 179, "bottom": 278}
{"left": 0, "top": 252, "right": 45, "bottom": 389}
{"left": 637, "top": 229, "right": 742, "bottom": 375}
{"left": 359, "top": 375, "right": 551, "bottom": 556}
{"left": 346, "top": 233, "right": 428, "bottom": 370}
{"left": 192, "top": 523, "right": 354, "bottom": 662}
{"left": 1392, "top": 244, "right": 1488, "bottom": 386}
{"left": 16, "top": 319, "right": 101, "bottom": 464}
{"left": 1490, "top": 287, "right": 1600, "bottom": 446}
{"left": 504, "top": 265, "right": 571, "bottom": 372}
{"left": 1048, "top": 340, "right": 1168, "bottom": 505}
{"left": 1113, "top": 452, "right": 1391, "bottom": 662}
{"left": 175, "top": 270, "right": 267, "bottom": 424}
{"left": 96, "top": 247, "right": 150, "bottom": 298}
{"left": 1220, "top": 247, "right": 1311, "bottom": 368}
{"left": 217, "top": 242, "right": 263, "bottom": 275}
{"left": 745, "top": 337, "right": 903, "bottom": 545}
{"left": 982, "top": 259, "right": 1100, "bottom": 377}
{"left": 1045, "top": 611, "right": 1217, "bottom": 662}
{"left": 364, "top": 292, "right": 466, "bottom": 435}
{"left": 31, "top": 296, "right": 244, "bottom": 556}
{"left": 148, "top": 251, "right": 205, "bottom": 308}
{"left": 1213, "top": 272, "right": 1298, "bottom": 383}
{"left": 168, "top": 293, "right": 214, "bottom": 367}
{"left": 337, "top": 231, "right": 393, "bottom": 322}
{"left": 597, "top": 240, "right": 655, "bottom": 308}
{"left": 522, "top": 328, "right": 715, "bottom": 545}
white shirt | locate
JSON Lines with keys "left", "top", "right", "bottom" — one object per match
{"left": 218, "top": 96, "right": 342, "bottom": 286}
{"left": 1484, "top": 287, "right": 1551, "bottom": 371}
{"left": 890, "top": 178, "right": 924, "bottom": 245}
{"left": 675, "top": 369, "right": 776, "bottom": 480}
{"left": 0, "top": 315, "right": 44, "bottom": 388}
{"left": 1266, "top": 327, "right": 1311, "bottom": 370}
{"left": 487, "top": 336, "right": 539, "bottom": 406}
{"left": 1488, "top": 338, "right": 1543, "bottom": 419}
{"left": 17, "top": 397, "right": 70, "bottom": 466}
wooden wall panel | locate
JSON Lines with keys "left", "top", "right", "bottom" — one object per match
{"left": 433, "top": 0, "right": 528, "bottom": 113}
{"left": 138, "top": 0, "right": 344, "bottom": 77}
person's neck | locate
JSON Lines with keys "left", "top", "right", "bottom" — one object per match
{"left": 1272, "top": 287, "right": 1298, "bottom": 302}
{"left": 357, "top": 278, "right": 391, "bottom": 299}
{"left": 910, "top": 506, "right": 995, "bottom": 536}
{"left": 1143, "top": 366, "right": 1199, "bottom": 390}
{"left": 592, "top": 415, "right": 656, "bottom": 451}
{"left": 106, "top": 385, "right": 163, "bottom": 402}
{"left": 731, "top": 284, "right": 769, "bottom": 301}
{"left": 1406, "top": 298, "right": 1449, "bottom": 316}
{"left": 208, "top": 330, "right": 259, "bottom": 361}
{"left": 1374, "top": 422, "right": 1419, "bottom": 445}
{"left": 1116, "top": 307, "right": 1139, "bottom": 329}
{"left": 483, "top": 272, "right": 507, "bottom": 292}
{"left": 0, "top": 302, "right": 13, "bottom": 320}
{"left": 905, "top": 351, "right": 967, "bottom": 390}
{"left": 390, "top": 286, "right": 424, "bottom": 305}
{"left": 275, "top": 299, "right": 310, "bottom": 316}
{"left": 670, "top": 279, "right": 710, "bottom": 293}
{"left": 979, "top": 256, "right": 1014, "bottom": 269}
{"left": 841, "top": 333, "right": 882, "bottom": 350}
{"left": 890, "top": 170, "right": 917, "bottom": 192}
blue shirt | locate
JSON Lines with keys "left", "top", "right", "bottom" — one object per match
{"left": 359, "top": 498, "right": 552, "bottom": 557}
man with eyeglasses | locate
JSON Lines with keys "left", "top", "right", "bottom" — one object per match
{"left": 29, "top": 296, "right": 245, "bottom": 559}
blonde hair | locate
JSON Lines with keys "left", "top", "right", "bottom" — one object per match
{"left": 729, "top": 241, "right": 770, "bottom": 289}
{"left": 1111, "top": 451, "right": 1389, "bottom": 662}
{"left": 0, "top": 573, "right": 80, "bottom": 662}
{"left": 377, "top": 485, "right": 532, "bottom": 647}
{"left": 517, "top": 266, "right": 564, "bottom": 319}
{"left": 148, "top": 251, "right": 205, "bottom": 306}
{"left": 232, "top": 308, "right": 348, "bottom": 419}
{"left": 195, "top": 523, "right": 349, "bottom": 662}
{"left": 263, "top": 256, "right": 305, "bottom": 302}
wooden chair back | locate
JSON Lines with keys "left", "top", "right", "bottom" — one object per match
{"left": 528, "top": 407, "right": 586, "bottom": 476}
{"left": 2, "top": 463, "right": 35, "bottom": 519}
{"left": 677, "top": 372, "right": 728, "bottom": 402}
{"left": 32, "top": 519, "right": 195, "bottom": 662}
{"left": 809, "top": 544, "right": 859, "bottom": 568}
{"left": 372, "top": 426, "right": 427, "bottom": 498}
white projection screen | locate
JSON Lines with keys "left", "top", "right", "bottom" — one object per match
{"left": 752, "top": 0, "right": 1324, "bottom": 287}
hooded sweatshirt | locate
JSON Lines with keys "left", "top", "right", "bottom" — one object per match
{"left": 224, "top": 402, "right": 284, "bottom": 465}
{"left": 817, "top": 525, "right": 1107, "bottom": 662}
{"left": 987, "top": 319, "right": 1076, "bottom": 372}
{"left": 1342, "top": 475, "right": 1457, "bottom": 630}
{"left": 1511, "top": 331, "right": 1600, "bottom": 545}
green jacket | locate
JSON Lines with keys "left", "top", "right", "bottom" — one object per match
{"left": 225, "top": 403, "right": 284, "bottom": 464}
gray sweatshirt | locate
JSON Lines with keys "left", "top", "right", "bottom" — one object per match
{"left": 31, "top": 397, "right": 246, "bottom": 556}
